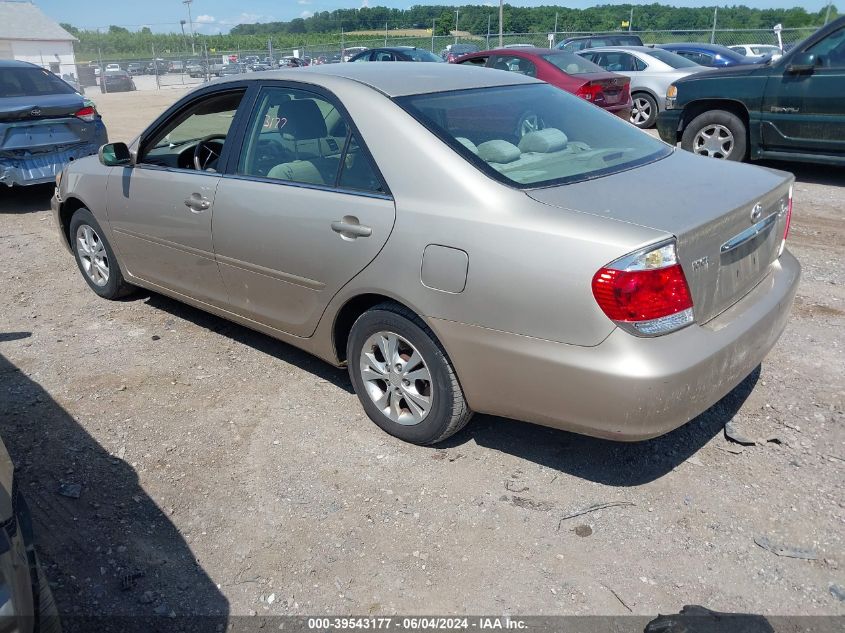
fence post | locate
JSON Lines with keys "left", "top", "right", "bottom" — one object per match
{"left": 432, "top": 19, "right": 435, "bottom": 52}
{"left": 710, "top": 7, "right": 718, "bottom": 44}
{"left": 152, "top": 44, "right": 160, "bottom": 90}
{"left": 97, "top": 46, "right": 106, "bottom": 94}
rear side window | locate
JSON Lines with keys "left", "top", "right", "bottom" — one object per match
{"left": 239, "top": 86, "right": 384, "bottom": 193}
{"left": 458, "top": 56, "right": 488, "bottom": 66}
{"left": 397, "top": 84, "right": 670, "bottom": 189}
{"left": 647, "top": 49, "right": 701, "bottom": 69}
{"left": 0, "top": 66, "right": 76, "bottom": 97}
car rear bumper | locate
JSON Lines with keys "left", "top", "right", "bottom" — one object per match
{"left": 428, "top": 250, "right": 800, "bottom": 441}
{"left": 606, "top": 98, "right": 633, "bottom": 120}
{"left": 657, "top": 108, "right": 682, "bottom": 144}
{"left": 0, "top": 136, "right": 106, "bottom": 187}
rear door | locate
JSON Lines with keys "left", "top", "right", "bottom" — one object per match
{"left": 761, "top": 24, "right": 845, "bottom": 154}
{"left": 212, "top": 84, "right": 396, "bottom": 337}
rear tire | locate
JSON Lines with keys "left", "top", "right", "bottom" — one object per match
{"left": 681, "top": 110, "right": 747, "bottom": 161}
{"left": 630, "top": 92, "right": 658, "bottom": 129}
{"left": 69, "top": 208, "right": 134, "bottom": 300}
{"left": 347, "top": 303, "right": 472, "bottom": 445}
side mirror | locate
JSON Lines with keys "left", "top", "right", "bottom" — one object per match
{"left": 786, "top": 52, "right": 816, "bottom": 74}
{"left": 98, "top": 142, "right": 132, "bottom": 167}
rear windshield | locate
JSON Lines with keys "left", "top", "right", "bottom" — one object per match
{"left": 396, "top": 84, "right": 670, "bottom": 189}
{"left": 0, "top": 66, "right": 76, "bottom": 97}
{"left": 646, "top": 48, "right": 701, "bottom": 68}
{"left": 540, "top": 52, "right": 605, "bottom": 74}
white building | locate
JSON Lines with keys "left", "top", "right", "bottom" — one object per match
{"left": 0, "top": 1, "right": 77, "bottom": 77}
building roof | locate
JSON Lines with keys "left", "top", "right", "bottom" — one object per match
{"left": 0, "top": 1, "right": 77, "bottom": 42}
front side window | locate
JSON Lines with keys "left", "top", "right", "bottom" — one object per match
{"left": 0, "top": 66, "right": 76, "bottom": 97}
{"left": 373, "top": 51, "right": 395, "bottom": 62}
{"left": 405, "top": 49, "right": 443, "bottom": 63}
{"left": 397, "top": 84, "right": 670, "bottom": 189}
{"left": 807, "top": 26, "right": 845, "bottom": 68}
{"left": 647, "top": 49, "right": 700, "bottom": 69}
{"left": 140, "top": 90, "right": 245, "bottom": 170}
{"left": 677, "top": 51, "right": 713, "bottom": 66}
{"left": 238, "top": 86, "right": 383, "bottom": 193}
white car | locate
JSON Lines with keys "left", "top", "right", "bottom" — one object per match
{"left": 729, "top": 44, "right": 782, "bottom": 60}
{"left": 105, "top": 63, "right": 121, "bottom": 72}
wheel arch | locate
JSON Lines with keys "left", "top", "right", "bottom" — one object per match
{"left": 57, "top": 195, "right": 90, "bottom": 249}
{"left": 679, "top": 99, "right": 750, "bottom": 136}
{"left": 331, "top": 293, "right": 436, "bottom": 365}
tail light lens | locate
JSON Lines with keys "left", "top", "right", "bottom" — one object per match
{"left": 576, "top": 82, "right": 604, "bottom": 103}
{"left": 778, "top": 185, "right": 793, "bottom": 256}
{"left": 75, "top": 105, "right": 98, "bottom": 122}
{"left": 592, "top": 240, "right": 694, "bottom": 337}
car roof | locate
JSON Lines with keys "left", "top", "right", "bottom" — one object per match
{"left": 0, "top": 59, "right": 40, "bottom": 68}
{"left": 580, "top": 45, "right": 662, "bottom": 54}
{"left": 213, "top": 62, "right": 539, "bottom": 97}
{"left": 659, "top": 42, "right": 735, "bottom": 53}
{"left": 563, "top": 34, "right": 641, "bottom": 42}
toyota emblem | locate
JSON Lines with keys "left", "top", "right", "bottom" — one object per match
{"left": 750, "top": 203, "right": 763, "bottom": 222}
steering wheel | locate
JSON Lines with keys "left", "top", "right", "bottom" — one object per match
{"left": 516, "top": 111, "right": 545, "bottom": 138}
{"left": 193, "top": 134, "right": 227, "bottom": 171}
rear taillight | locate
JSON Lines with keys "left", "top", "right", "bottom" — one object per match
{"left": 576, "top": 82, "right": 604, "bottom": 102}
{"left": 779, "top": 185, "right": 793, "bottom": 255}
{"left": 592, "top": 240, "right": 694, "bottom": 336}
{"left": 75, "top": 105, "right": 98, "bottom": 122}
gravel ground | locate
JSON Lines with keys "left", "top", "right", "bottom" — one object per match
{"left": 0, "top": 90, "right": 842, "bottom": 624}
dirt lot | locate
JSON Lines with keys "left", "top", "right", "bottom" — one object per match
{"left": 0, "top": 89, "right": 843, "bottom": 625}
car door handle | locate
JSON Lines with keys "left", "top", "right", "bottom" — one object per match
{"left": 184, "top": 194, "right": 211, "bottom": 212}
{"left": 331, "top": 217, "right": 372, "bottom": 239}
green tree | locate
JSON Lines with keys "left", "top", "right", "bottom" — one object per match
{"left": 434, "top": 10, "right": 453, "bottom": 36}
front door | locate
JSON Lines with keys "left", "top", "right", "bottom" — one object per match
{"left": 761, "top": 24, "right": 845, "bottom": 154}
{"left": 212, "top": 85, "right": 396, "bottom": 337}
{"left": 107, "top": 88, "right": 248, "bottom": 307}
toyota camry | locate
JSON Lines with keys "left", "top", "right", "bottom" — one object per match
{"left": 52, "top": 63, "right": 799, "bottom": 445}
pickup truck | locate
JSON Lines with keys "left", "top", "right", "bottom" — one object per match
{"left": 657, "top": 16, "right": 845, "bottom": 166}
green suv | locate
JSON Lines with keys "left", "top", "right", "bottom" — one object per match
{"left": 658, "top": 16, "right": 845, "bottom": 165}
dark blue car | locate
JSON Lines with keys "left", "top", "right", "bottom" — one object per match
{"left": 656, "top": 43, "right": 766, "bottom": 68}
{"left": 0, "top": 60, "right": 108, "bottom": 187}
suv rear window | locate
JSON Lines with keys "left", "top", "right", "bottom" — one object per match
{"left": 397, "top": 84, "right": 670, "bottom": 188}
{"left": 0, "top": 66, "right": 76, "bottom": 97}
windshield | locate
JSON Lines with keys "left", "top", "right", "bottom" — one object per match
{"left": 0, "top": 66, "right": 76, "bottom": 97}
{"left": 540, "top": 52, "right": 605, "bottom": 74}
{"left": 405, "top": 49, "right": 444, "bottom": 62}
{"left": 397, "top": 84, "right": 670, "bottom": 188}
{"left": 646, "top": 49, "right": 701, "bottom": 68}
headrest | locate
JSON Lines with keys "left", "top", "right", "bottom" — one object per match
{"left": 518, "top": 128, "right": 568, "bottom": 153}
{"left": 477, "top": 140, "right": 521, "bottom": 164}
{"left": 275, "top": 99, "right": 327, "bottom": 140}
{"left": 267, "top": 160, "right": 325, "bottom": 185}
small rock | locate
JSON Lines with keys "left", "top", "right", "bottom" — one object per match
{"left": 725, "top": 421, "right": 756, "bottom": 446}
{"left": 139, "top": 591, "right": 155, "bottom": 604}
{"left": 58, "top": 482, "right": 81, "bottom": 499}
{"left": 153, "top": 602, "right": 170, "bottom": 615}
{"left": 830, "top": 584, "right": 845, "bottom": 602}
{"left": 151, "top": 335, "right": 161, "bottom": 341}
{"left": 267, "top": 593, "right": 276, "bottom": 605}
{"left": 574, "top": 525, "right": 592, "bottom": 537}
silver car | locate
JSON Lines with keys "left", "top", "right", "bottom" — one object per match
{"left": 52, "top": 64, "right": 799, "bottom": 445}
{"left": 578, "top": 46, "right": 707, "bottom": 128}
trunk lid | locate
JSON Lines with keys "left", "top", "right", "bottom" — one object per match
{"left": 576, "top": 72, "right": 630, "bottom": 107}
{"left": 0, "top": 94, "right": 94, "bottom": 152}
{"left": 526, "top": 151, "right": 792, "bottom": 323}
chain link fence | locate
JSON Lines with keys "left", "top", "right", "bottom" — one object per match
{"left": 82, "top": 27, "right": 819, "bottom": 93}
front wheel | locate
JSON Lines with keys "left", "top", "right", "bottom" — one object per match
{"left": 347, "top": 304, "right": 472, "bottom": 445}
{"left": 630, "top": 93, "right": 658, "bottom": 129}
{"left": 681, "top": 110, "right": 747, "bottom": 161}
{"left": 69, "top": 208, "right": 134, "bottom": 299}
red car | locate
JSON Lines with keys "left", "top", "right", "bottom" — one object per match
{"left": 452, "top": 48, "right": 632, "bottom": 120}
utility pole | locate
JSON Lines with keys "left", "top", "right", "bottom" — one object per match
{"left": 554, "top": 12, "right": 558, "bottom": 36}
{"left": 629, "top": 7, "right": 634, "bottom": 32}
{"left": 454, "top": 10, "right": 459, "bottom": 45}
{"left": 499, "top": 0, "right": 503, "bottom": 48}
{"left": 385, "top": 21, "right": 388, "bottom": 46}
{"left": 183, "top": 0, "right": 195, "bottom": 55}
{"left": 711, "top": 7, "right": 718, "bottom": 44}
{"left": 825, "top": 0, "right": 833, "bottom": 24}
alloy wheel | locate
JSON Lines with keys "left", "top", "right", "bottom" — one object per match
{"left": 692, "top": 124, "right": 735, "bottom": 159}
{"left": 359, "top": 331, "right": 433, "bottom": 426}
{"left": 631, "top": 97, "right": 652, "bottom": 126}
{"left": 76, "top": 224, "right": 109, "bottom": 287}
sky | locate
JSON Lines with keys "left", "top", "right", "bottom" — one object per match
{"left": 36, "top": 0, "right": 835, "bottom": 33}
